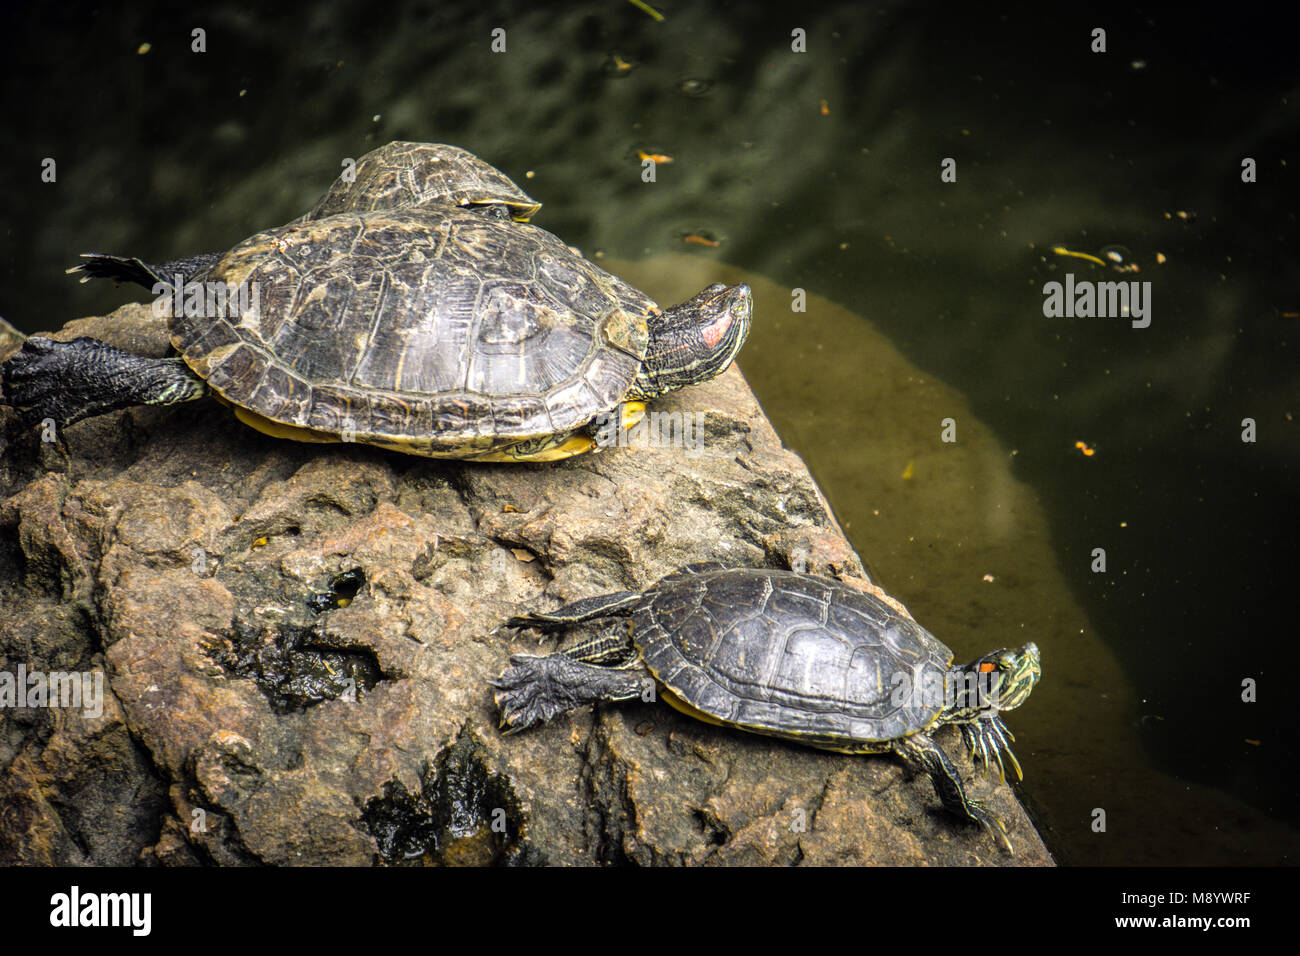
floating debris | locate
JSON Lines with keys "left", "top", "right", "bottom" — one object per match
{"left": 820, "top": 98, "right": 830, "bottom": 115}
{"left": 1052, "top": 244, "right": 1139, "bottom": 273}
{"left": 604, "top": 53, "right": 636, "bottom": 76}
{"left": 1099, "top": 244, "right": 1140, "bottom": 274}
{"left": 637, "top": 149, "right": 673, "bottom": 164}
{"left": 1074, "top": 441, "right": 1096, "bottom": 457}
{"left": 683, "top": 233, "right": 720, "bottom": 248}
{"left": 676, "top": 77, "right": 712, "bottom": 97}
{"left": 626, "top": 0, "right": 664, "bottom": 21}
{"left": 1051, "top": 245, "right": 1106, "bottom": 266}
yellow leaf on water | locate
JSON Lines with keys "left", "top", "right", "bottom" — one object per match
{"left": 626, "top": 0, "right": 664, "bottom": 21}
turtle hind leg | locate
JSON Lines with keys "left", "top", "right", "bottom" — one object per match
{"left": 68, "top": 252, "right": 222, "bottom": 290}
{"left": 1, "top": 336, "right": 208, "bottom": 428}
{"left": 505, "top": 590, "right": 642, "bottom": 631}
{"left": 470, "top": 402, "right": 647, "bottom": 463}
{"left": 467, "top": 431, "right": 593, "bottom": 462}
{"left": 893, "top": 733, "right": 1013, "bottom": 854}
{"left": 489, "top": 653, "right": 651, "bottom": 734}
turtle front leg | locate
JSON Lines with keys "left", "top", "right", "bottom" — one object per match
{"left": 490, "top": 653, "right": 652, "bottom": 734}
{"left": 893, "top": 733, "right": 1013, "bottom": 854}
{"left": 959, "top": 716, "right": 1023, "bottom": 783}
{"left": 1, "top": 336, "right": 208, "bottom": 428}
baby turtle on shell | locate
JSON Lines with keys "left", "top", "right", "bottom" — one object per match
{"left": 492, "top": 564, "right": 1042, "bottom": 852}
{"left": 1, "top": 142, "right": 751, "bottom": 461}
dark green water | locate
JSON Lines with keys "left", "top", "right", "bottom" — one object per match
{"left": 3, "top": 1, "right": 1297, "bottom": 864}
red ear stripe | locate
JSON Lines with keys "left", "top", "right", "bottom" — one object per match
{"left": 979, "top": 662, "right": 997, "bottom": 673}
{"left": 701, "top": 312, "right": 733, "bottom": 348}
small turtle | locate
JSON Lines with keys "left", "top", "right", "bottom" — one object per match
{"left": 491, "top": 564, "right": 1042, "bottom": 851}
{"left": 1, "top": 142, "right": 751, "bottom": 461}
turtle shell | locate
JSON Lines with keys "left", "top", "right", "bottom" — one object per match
{"left": 308, "top": 142, "right": 541, "bottom": 221}
{"left": 631, "top": 567, "right": 954, "bottom": 747}
{"left": 169, "top": 206, "right": 655, "bottom": 456}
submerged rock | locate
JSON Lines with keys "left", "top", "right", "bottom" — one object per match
{"left": 0, "top": 304, "right": 1051, "bottom": 866}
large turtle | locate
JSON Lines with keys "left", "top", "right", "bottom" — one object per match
{"left": 0, "top": 142, "right": 751, "bottom": 461}
{"left": 491, "top": 564, "right": 1042, "bottom": 851}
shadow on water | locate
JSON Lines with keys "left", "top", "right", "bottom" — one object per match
{"left": 3, "top": 1, "right": 1297, "bottom": 863}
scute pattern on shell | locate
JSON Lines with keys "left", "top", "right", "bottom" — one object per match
{"left": 634, "top": 567, "right": 954, "bottom": 745}
{"left": 170, "top": 206, "right": 655, "bottom": 452}
{"left": 308, "top": 141, "right": 541, "bottom": 220}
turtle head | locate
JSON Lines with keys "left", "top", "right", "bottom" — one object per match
{"left": 634, "top": 283, "right": 752, "bottom": 399}
{"left": 947, "top": 642, "right": 1041, "bottom": 720}
{"left": 942, "top": 643, "right": 1040, "bottom": 784}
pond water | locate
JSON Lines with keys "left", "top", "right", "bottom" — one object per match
{"left": 3, "top": 1, "right": 1297, "bottom": 865}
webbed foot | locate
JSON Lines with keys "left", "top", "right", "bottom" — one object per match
{"left": 0, "top": 336, "right": 206, "bottom": 429}
{"left": 489, "top": 653, "right": 648, "bottom": 734}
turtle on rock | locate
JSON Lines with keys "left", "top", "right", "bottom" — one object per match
{"left": 492, "top": 564, "right": 1042, "bottom": 852}
{"left": 1, "top": 142, "right": 751, "bottom": 461}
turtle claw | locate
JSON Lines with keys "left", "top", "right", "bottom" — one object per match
{"left": 489, "top": 654, "right": 578, "bottom": 733}
{"left": 963, "top": 798, "right": 1013, "bottom": 855}
{"left": 961, "top": 717, "right": 1023, "bottom": 783}
{"left": 65, "top": 254, "right": 157, "bottom": 287}
{"left": 490, "top": 650, "right": 648, "bottom": 735}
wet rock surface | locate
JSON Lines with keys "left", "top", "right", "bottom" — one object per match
{"left": 0, "top": 305, "right": 1052, "bottom": 866}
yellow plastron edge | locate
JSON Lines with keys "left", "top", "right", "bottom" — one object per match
{"left": 220, "top": 396, "right": 650, "bottom": 462}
